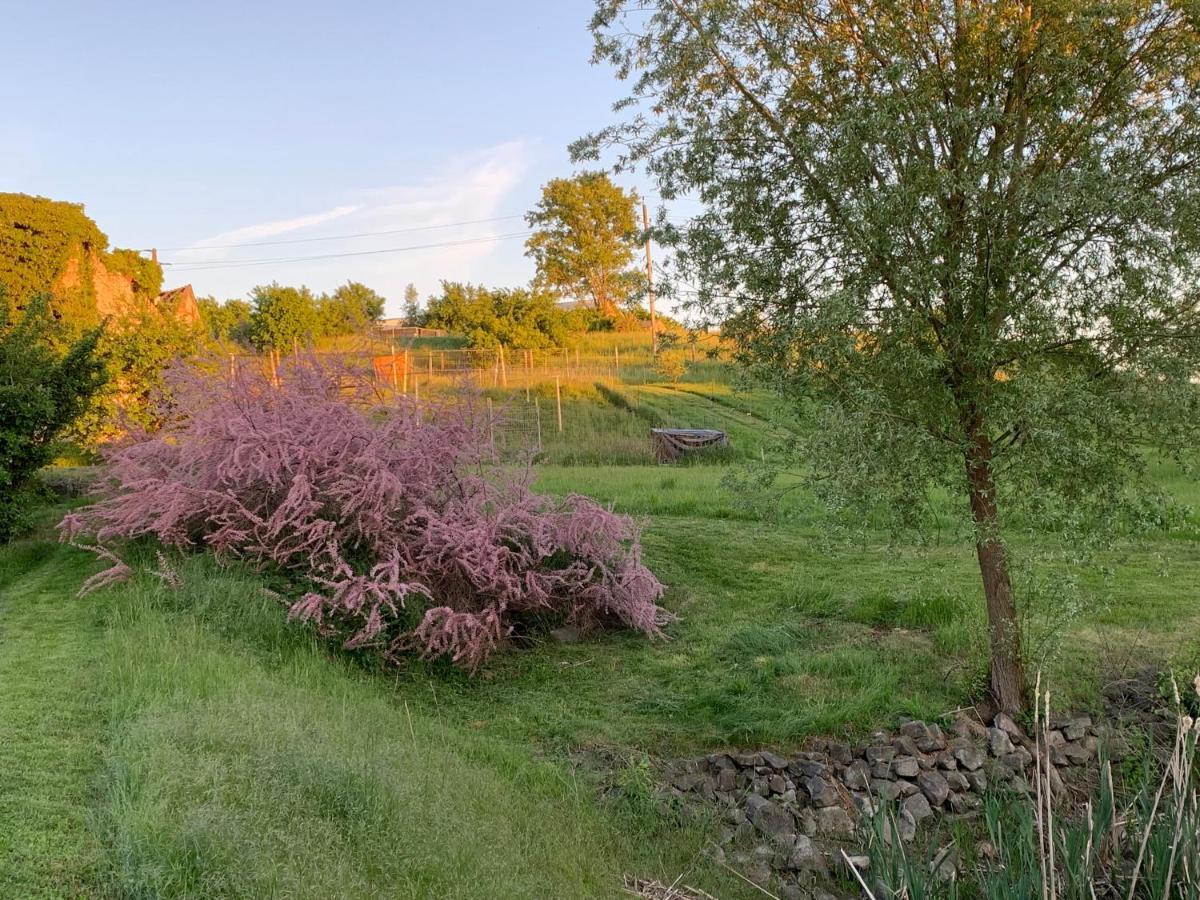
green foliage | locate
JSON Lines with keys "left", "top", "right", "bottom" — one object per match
{"left": 0, "top": 295, "right": 106, "bottom": 539}
{"left": 0, "top": 193, "right": 107, "bottom": 333}
{"left": 197, "top": 296, "right": 252, "bottom": 344}
{"left": 105, "top": 249, "right": 163, "bottom": 301}
{"left": 584, "top": 0, "right": 1200, "bottom": 712}
{"left": 525, "top": 172, "right": 643, "bottom": 313}
{"left": 317, "top": 281, "right": 386, "bottom": 336}
{"left": 655, "top": 352, "right": 687, "bottom": 384}
{"left": 423, "top": 281, "right": 572, "bottom": 349}
{"left": 247, "top": 283, "right": 320, "bottom": 352}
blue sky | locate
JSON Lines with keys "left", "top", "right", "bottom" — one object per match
{"left": 0, "top": 1, "right": 658, "bottom": 315}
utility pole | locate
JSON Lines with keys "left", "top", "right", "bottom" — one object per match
{"left": 643, "top": 199, "right": 657, "bottom": 356}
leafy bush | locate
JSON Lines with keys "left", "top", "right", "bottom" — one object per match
{"left": 1, "top": 295, "right": 107, "bottom": 539}
{"left": 423, "top": 282, "right": 573, "bottom": 349}
{"left": 61, "top": 357, "right": 669, "bottom": 669}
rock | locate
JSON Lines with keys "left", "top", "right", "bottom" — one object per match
{"left": 843, "top": 759, "right": 871, "bottom": 791}
{"left": 787, "top": 833, "right": 826, "bottom": 873}
{"left": 726, "top": 807, "right": 747, "bottom": 825}
{"left": 803, "top": 775, "right": 839, "bottom": 807}
{"left": 1063, "top": 740, "right": 1093, "bottom": 765}
{"left": 948, "top": 791, "right": 982, "bottom": 813}
{"left": 865, "top": 745, "right": 896, "bottom": 766}
{"left": 988, "top": 727, "right": 1015, "bottom": 756}
{"left": 886, "top": 809, "right": 917, "bottom": 844}
{"left": 899, "top": 720, "right": 933, "bottom": 742}
{"left": 717, "top": 768, "right": 738, "bottom": 792}
{"left": 781, "top": 789, "right": 797, "bottom": 804}
{"left": 761, "top": 750, "right": 789, "bottom": 770}
{"left": 779, "top": 886, "right": 806, "bottom": 900}
{"left": 816, "top": 805, "right": 856, "bottom": 838}
{"left": 709, "top": 752, "right": 737, "bottom": 770}
{"left": 951, "top": 713, "right": 988, "bottom": 740}
{"left": 892, "top": 735, "right": 921, "bottom": 757}
{"left": 976, "top": 839, "right": 998, "bottom": 861}
{"left": 769, "top": 774, "right": 788, "bottom": 794}
{"left": 903, "top": 792, "right": 933, "bottom": 822}
{"left": 994, "top": 712, "right": 1024, "bottom": 741}
{"left": 1062, "top": 717, "right": 1092, "bottom": 741}
{"left": 549, "top": 625, "right": 582, "bottom": 643}
{"left": 850, "top": 792, "right": 876, "bottom": 818}
{"left": 790, "top": 759, "right": 829, "bottom": 779}
{"left": 1095, "top": 724, "right": 1132, "bottom": 761}
{"left": 745, "top": 795, "right": 796, "bottom": 844}
{"left": 945, "top": 770, "right": 970, "bottom": 792}
{"left": 870, "top": 778, "right": 902, "bottom": 802}
{"left": 735, "top": 752, "right": 765, "bottom": 767}
{"left": 671, "top": 772, "right": 710, "bottom": 793}
{"left": 872, "top": 762, "right": 895, "bottom": 779}
{"left": 1046, "top": 729, "right": 1067, "bottom": 748}
{"left": 918, "top": 724, "right": 947, "bottom": 753}
{"left": 936, "top": 750, "right": 958, "bottom": 770}
{"left": 965, "top": 770, "right": 988, "bottom": 793}
{"left": 839, "top": 853, "right": 870, "bottom": 873}
{"left": 918, "top": 770, "right": 951, "bottom": 807}
{"left": 953, "top": 744, "right": 986, "bottom": 771}
{"left": 932, "top": 845, "right": 959, "bottom": 881}
{"left": 892, "top": 756, "right": 920, "bottom": 778}
{"left": 825, "top": 741, "right": 853, "bottom": 766}
{"left": 897, "top": 779, "right": 920, "bottom": 797}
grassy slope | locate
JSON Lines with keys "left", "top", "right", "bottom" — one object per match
{"left": 0, "top": 533, "right": 750, "bottom": 899}
{"left": 413, "top": 461, "right": 1200, "bottom": 755}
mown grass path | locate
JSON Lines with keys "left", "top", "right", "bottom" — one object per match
{"left": 0, "top": 541, "right": 105, "bottom": 898}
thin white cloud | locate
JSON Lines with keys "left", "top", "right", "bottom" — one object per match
{"left": 193, "top": 204, "right": 361, "bottom": 247}
{"left": 174, "top": 141, "right": 537, "bottom": 313}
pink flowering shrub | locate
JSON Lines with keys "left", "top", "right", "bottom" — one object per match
{"left": 61, "top": 358, "right": 668, "bottom": 669}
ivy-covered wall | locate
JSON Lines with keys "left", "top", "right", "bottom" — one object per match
{"left": 0, "top": 192, "right": 164, "bottom": 333}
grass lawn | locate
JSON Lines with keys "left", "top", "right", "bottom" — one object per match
{"left": 0, "top": 524, "right": 751, "bottom": 899}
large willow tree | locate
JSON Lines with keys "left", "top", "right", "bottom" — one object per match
{"left": 579, "top": 0, "right": 1200, "bottom": 713}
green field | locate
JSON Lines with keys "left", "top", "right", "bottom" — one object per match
{"left": 3, "top": 338, "right": 1198, "bottom": 898}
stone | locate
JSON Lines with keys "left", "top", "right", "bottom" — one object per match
{"left": 965, "top": 770, "right": 988, "bottom": 793}
{"left": 903, "top": 792, "right": 933, "bottom": 822}
{"left": 899, "top": 720, "right": 933, "bottom": 742}
{"left": 932, "top": 845, "right": 959, "bottom": 881}
{"left": 671, "top": 772, "right": 709, "bottom": 793}
{"left": 951, "top": 713, "right": 988, "bottom": 740}
{"left": 708, "top": 752, "right": 737, "bottom": 770}
{"left": 789, "top": 759, "right": 829, "bottom": 779}
{"left": 988, "top": 727, "right": 1015, "bottom": 756}
{"left": 761, "top": 750, "right": 789, "bottom": 770}
{"left": 892, "top": 756, "right": 920, "bottom": 778}
{"left": 1095, "top": 725, "right": 1132, "bottom": 761}
{"left": 787, "top": 833, "right": 826, "bottom": 873}
{"left": 892, "top": 735, "right": 921, "bottom": 757}
{"left": 767, "top": 774, "right": 786, "bottom": 794}
{"left": 994, "top": 712, "right": 1024, "bottom": 740}
{"left": 945, "top": 770, "right": 970, "bottom": 792}
{"left": 717, "top": 768, "right": 738, "bottom": 792}
{"left": 815, "top": 805, "right": 856, "bottom": 838}
{"left": 549, "top": 625, "right": 582, "bottom": 643}
{"left": 839, "top": 853, "right": 870, "bottom": 873}
{"left": 976, "top": 839, "right": 998, "bottom": 861}
{"left": 948, "top": 791, "right": 982, "bottom": 813}
{"left": 735, "top": 752, "right": 765, "bottom": 767}
{"left": 916, "top": 724, "right": 945, "bottom": 753}
{"left": 936, "top": 750, "right": 958, "bottom": 771}
{"left": 872, "top": 762, "right": 895, "bottom": 780}
{"left": 726, "top": 807, "right": 747, "bottom": 825}
{"left": 865, "top": 745, "right": 896, "bottom": 767}
{"left": 1063, "top": 741, "right": 1093, "bottom": 765}
{"left": 918, "top": 770, "right": 951, "bottom": 807}
{"left": 896, "top": 779, "right": 920, "bottom": 797}
{"left": 953, "top": 744, "right": 986, "bottom": 771}
{"left": 1046, "top": 729, "right": 1067, "bottom": 748}
{"left": 1062, "top": 716, "right": 1092, "bottom": 741}
{"left": 850, "top": 792, "right": 876, "bottom": 818}
{"left": 745, "top": 794, "right": 796, "bottom": 844}
{"left": 843, "top": 759, "right": 871, "bottom": 791}
{"left": 870, "top": 778, "right": 902, "bottom": 802}
{"left": 803, "top": 775, "right": 839, "bottom": 808}
{"left": 825, "top": 741, "right": 853, "bottom": 766}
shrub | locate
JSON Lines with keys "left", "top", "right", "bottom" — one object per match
{"left": 1, "top": 295, "right": 107, "bottom": 540}
{"left": 61, "top": 357, "right": 668, "bottom": 669}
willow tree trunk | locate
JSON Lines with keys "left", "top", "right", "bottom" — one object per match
{"left": 965, "top": 429, "right": 1029, "bottom": 715}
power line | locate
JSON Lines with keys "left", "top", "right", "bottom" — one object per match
{"left": 165, "top": 231, "right": 534, "bottom": 272}
{"left": 157, "top": 214, "right": 527, "bottom": 252}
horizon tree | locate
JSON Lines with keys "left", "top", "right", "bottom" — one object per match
{"left": 247, "top": 283, "right": 319, "bottom": 353}
{"left": 580, "top": 0, "right": 1200, "bottom": 713}
{"left": 525, "top": 171, "right": 643, "bottom": 314}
